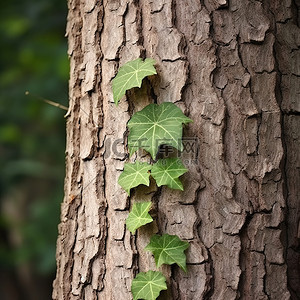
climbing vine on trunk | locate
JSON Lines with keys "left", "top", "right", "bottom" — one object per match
{"left": 113, "top": 58, "right": 191, "bottom": 299}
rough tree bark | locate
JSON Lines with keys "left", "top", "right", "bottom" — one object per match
{"left": 53, "top": 0, "right": 300, "bottom": 299}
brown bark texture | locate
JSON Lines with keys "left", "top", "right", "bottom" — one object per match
{"left": 53, "top": 0, "right": 300, "bottom": 299}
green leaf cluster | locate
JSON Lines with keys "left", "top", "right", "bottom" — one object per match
{"left": 118, "top": 158, "right": 187, "bottom": 195}
{"left": 113, "top": 58, "right": 192, "bottom": 300}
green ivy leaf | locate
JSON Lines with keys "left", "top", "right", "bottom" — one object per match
{"left": 151, "top": 158, "right": 187, "bottom": 190}
{"left": 126, "top": 202, "right": 153, "bottom": 234}
{"left": 128, "top": 102, "right": 192, "bottom": 159}
{"left": 145, "top": 234, "right": 190, "bottom": 272}
{"left": 131, "top": 270, "right": 167, "bottom": 300}
{"left": 118, "top": 162, "right": 152, "bottom": 195}
{"left": 112, "top": 58, "right": 157, "bottom": 105}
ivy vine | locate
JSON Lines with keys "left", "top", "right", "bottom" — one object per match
{"left": 112, "top": 58, "right": 191, "bottom": 300}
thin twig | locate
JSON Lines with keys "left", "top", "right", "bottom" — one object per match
{"left": 25, "top": 91, "right": 68, "bottom": 111}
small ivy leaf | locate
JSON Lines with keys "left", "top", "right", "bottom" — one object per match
{"left": 128, "top": 102, "right": 192, "bottom": 159}
{"left": 145, "top": 234, "right": 190, "bottom": 272}
{"left": 112, "top": 58, "right": 157, "bottom": 105}
{"left": 126, "top": 202, "right": 153, "bottom": 234}
{"left": 118, "top": 162, "right": 152, "bottom": 195}
{"left": 151, "top": 158, "right": 187, "bottom": 190}
{"left": 131, "top": 270, "right": 167, "bottom": 300}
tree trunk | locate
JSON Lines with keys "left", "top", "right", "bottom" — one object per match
{"left": 53, "top": 0, "right": 300, "bottom": 299}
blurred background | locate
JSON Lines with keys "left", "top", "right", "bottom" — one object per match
{"left": 0, "top": 0, "right": 68, "bottom": 299}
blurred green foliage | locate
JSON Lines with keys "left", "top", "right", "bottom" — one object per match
{"left": 0, "top": 0, "right": 68, "bottom": 284}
